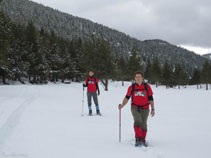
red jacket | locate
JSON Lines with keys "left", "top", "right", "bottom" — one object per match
{"left": 85, "top": 77, "right": 99, "bottom": 92}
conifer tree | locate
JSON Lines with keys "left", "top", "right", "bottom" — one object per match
{"left": 128, "top": 48, "right": 142, "bottom": 80}
{"left": 0, "top": 12, "right": 12, "bottom": 84}
{"left": 95, "top": 35, "right": 114, "bottom": 90}
{"left": 25, "top": 21, "right": 43, "bottom": 83}
{"left": 7, "top": 23, "right": 27, "bottom": 83}
{"left": 190, "top": 68, "right": 201, "bottom": 89}
{"left": 174, "top": 64, "right": 188, "bottom": 89}
{"left": 209, "top": 64, "right": 211, "bottom": 89}
{"left": 144, "top": 59, "right": 151, "bottom": 82}
{"left": 162, "top": 61, "right": 172, "bottom": 88}
{"left": 81, "top": 35, "right": 114, "bottom": 90}
{"left": 201, "top": 60, "right": 210, "bottom": 90}
{"left": 150, "top": 57, "right": 162, "bottom": 87}
{"left": 116, "top": 56, "right": 128, "bottom": 85}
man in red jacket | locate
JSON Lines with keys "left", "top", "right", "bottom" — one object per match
{"left": 119, "top": 71, "right": 155, "bottom": 147}
{"left": 83, "top": 71, "right": 101, "bottom": 116}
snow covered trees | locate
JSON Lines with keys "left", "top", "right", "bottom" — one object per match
{"left": 0, "top": 13, "right": 80, "bottom": 84}
{"left": 127, "top": 48, "right": 142, "bottom": 79}
{"left": 81, "top": 35, "right": 114, "bottom": 90}
{"left": 201, "top": 60, "right": 211, "bottom": 90}
{"left": 0, "top": 11, "right": 12, "bottom": 84}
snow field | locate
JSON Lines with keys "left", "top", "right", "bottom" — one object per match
{"left": 0, "top": 82, "right": 211, "bottom": 158}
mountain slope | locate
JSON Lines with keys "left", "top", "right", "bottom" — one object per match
{"left": 0, "top": 0, "right": 207, "bottom": 73}
{"left": 202, "top": 53, "right": 211, "bottom": 60}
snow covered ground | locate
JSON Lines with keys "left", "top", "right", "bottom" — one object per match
{"left": 0, "top": 82, "right": 211, "bottom": 158}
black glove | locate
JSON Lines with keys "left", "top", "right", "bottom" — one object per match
{"left": 83, "top": 83, "right": 87, "bottom": 87}
{"left": 97, "top": 89, "right": 100, "bottom": 96}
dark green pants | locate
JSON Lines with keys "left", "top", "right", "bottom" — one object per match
{"left": 131, "top": 106, "right": 149, "bottom": 130}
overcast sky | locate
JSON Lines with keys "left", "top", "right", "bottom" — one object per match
{"left": 31, "top": 0, "right": 211, "bottom": 55}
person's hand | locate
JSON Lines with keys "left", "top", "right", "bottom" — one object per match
{"left": 83, "top": 83, "right": 86, "bottom": 87}
{"left": 98, "top": 90, "right": 100, "bottom": 96}
{"left": 151, "top": 109, "right": 155, "bottom": 117}
{"left": 118, "top": 104, "right": 123, "bottom": 110}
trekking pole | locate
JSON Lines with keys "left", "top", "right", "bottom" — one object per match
{"left": 119, "top": 104, "right": 121, "bottom": 142}
{"left": 81, "top": 86, "right": 84, "bottom": 116}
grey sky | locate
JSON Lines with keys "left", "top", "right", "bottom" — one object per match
{"left": 31, "top": 0, "right": 211, "bottom": 54}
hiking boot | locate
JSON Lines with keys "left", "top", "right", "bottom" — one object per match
{"left": 135, "top": 137, "right": 143, "bottom": 147}
{"left": 96, "top": 110, "right": 101, "bottom": 115}
{"left": 135, "top": 138, "right": 139, "bottom": 147}
{"left": 143, "top": 140, "right": 148, "bottom": 147}
{"left": 89, "top": 110, "right": 92, "bottom": 116}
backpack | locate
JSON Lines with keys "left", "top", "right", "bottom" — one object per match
{"left": 131, "top": 82, "right": 149, "bottom": 106}
{"left": 87, "top": 77, "right": 96, "bottom": 84}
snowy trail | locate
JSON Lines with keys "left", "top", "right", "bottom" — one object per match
{"left": 0, "top": 82, "right": 211, "bottom": 158}
{"left": 0, "top": 86, "right": 40, "bottom": 145}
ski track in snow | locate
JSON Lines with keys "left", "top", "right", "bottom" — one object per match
{"left": 0, "top": 86, "right": 40, "bottom": 146}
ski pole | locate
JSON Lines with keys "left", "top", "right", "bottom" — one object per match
{"left": 81, "top": 86, "right": 84, "bottom": 116}
{"left": 119, "top": 104, "right": 121, "bottom": 142}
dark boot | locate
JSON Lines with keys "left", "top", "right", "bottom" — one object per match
{"left": 89, "top": 110, "right": 92, "bottom": 116}
{"left": 142, "top": 130, "right": 147, "bottom": 147}
{"left": 135, "top": 137, "right": 143, "bottom": 147}
{"left": 143, "top": 140, "right": 148, "bottom": 147}
{"left": 135, "top": 138, "right": 140, "bottom": 147}
{"left": 96, "top": 110, "right": 101, "bottom": 116}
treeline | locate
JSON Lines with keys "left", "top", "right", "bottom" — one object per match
{"left": 113, "top": 50, "right": 211, "bottom": 90}
{"left": 144, "top": 58, "right": 211, "bottom": 90}
{"left": 0, "top": 12, "right": 211, "bottom": 90}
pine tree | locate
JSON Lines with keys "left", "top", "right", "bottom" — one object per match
{"left": 162, "top": 61, "right": 172, "bottom": 88}
{"left": 0, "top": 12, "right": 12, "bottom": 84}
{"left": 81, "top": 35, "right": 97, "bottom": 72}
{"left": 190, "top": 68, "right": 201, "bottom": 89}
{"left": 201, "top": 60, "right": 210, "bottom": 90}
{"left": 144, "top": 59, "right": 151, "bottom": 82}
{"left": 81, "top": 35, "right": 114, "bottom": 90}
{"left": 209, "top": 64, "right": 211, "bottom": 90}
{"left": 25, "top": 21, "right": 43, "bottom": 83}
{"left": 173, "top": 64, "right": 188, "bottom": 89}
{"left": 116, "top": 56, "right": 128, "bottom": 85}
{"left": 150, "top": 57, "right": 162, "bottom": 87}
{"left": 128, "top": 47, "right": 142, "bottom": 80}
{"left": 180, "top": 69, "right": 189, "bottom": 88}
{"left": 7, "top": 23, "right": 27, "bottom": 83}
{"left": 95, "top": 35, "right": 114, "bottom": 90}
{"left": 68, "top": 38, "right": 84, "bottom": 81}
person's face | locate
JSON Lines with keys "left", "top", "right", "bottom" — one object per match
{"left": 89, "top": 71, "right": 94, "bottom": 77}
{"left": 135, "top": 74, "right": 143, "bottom": 84}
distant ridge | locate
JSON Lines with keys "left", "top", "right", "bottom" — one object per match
{"left": 202, "top": 53, "right": 211, "bottom": 60}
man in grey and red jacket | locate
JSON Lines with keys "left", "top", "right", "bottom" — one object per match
{"left": 83, "top": 71, "right": 101, "bottom": 116}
